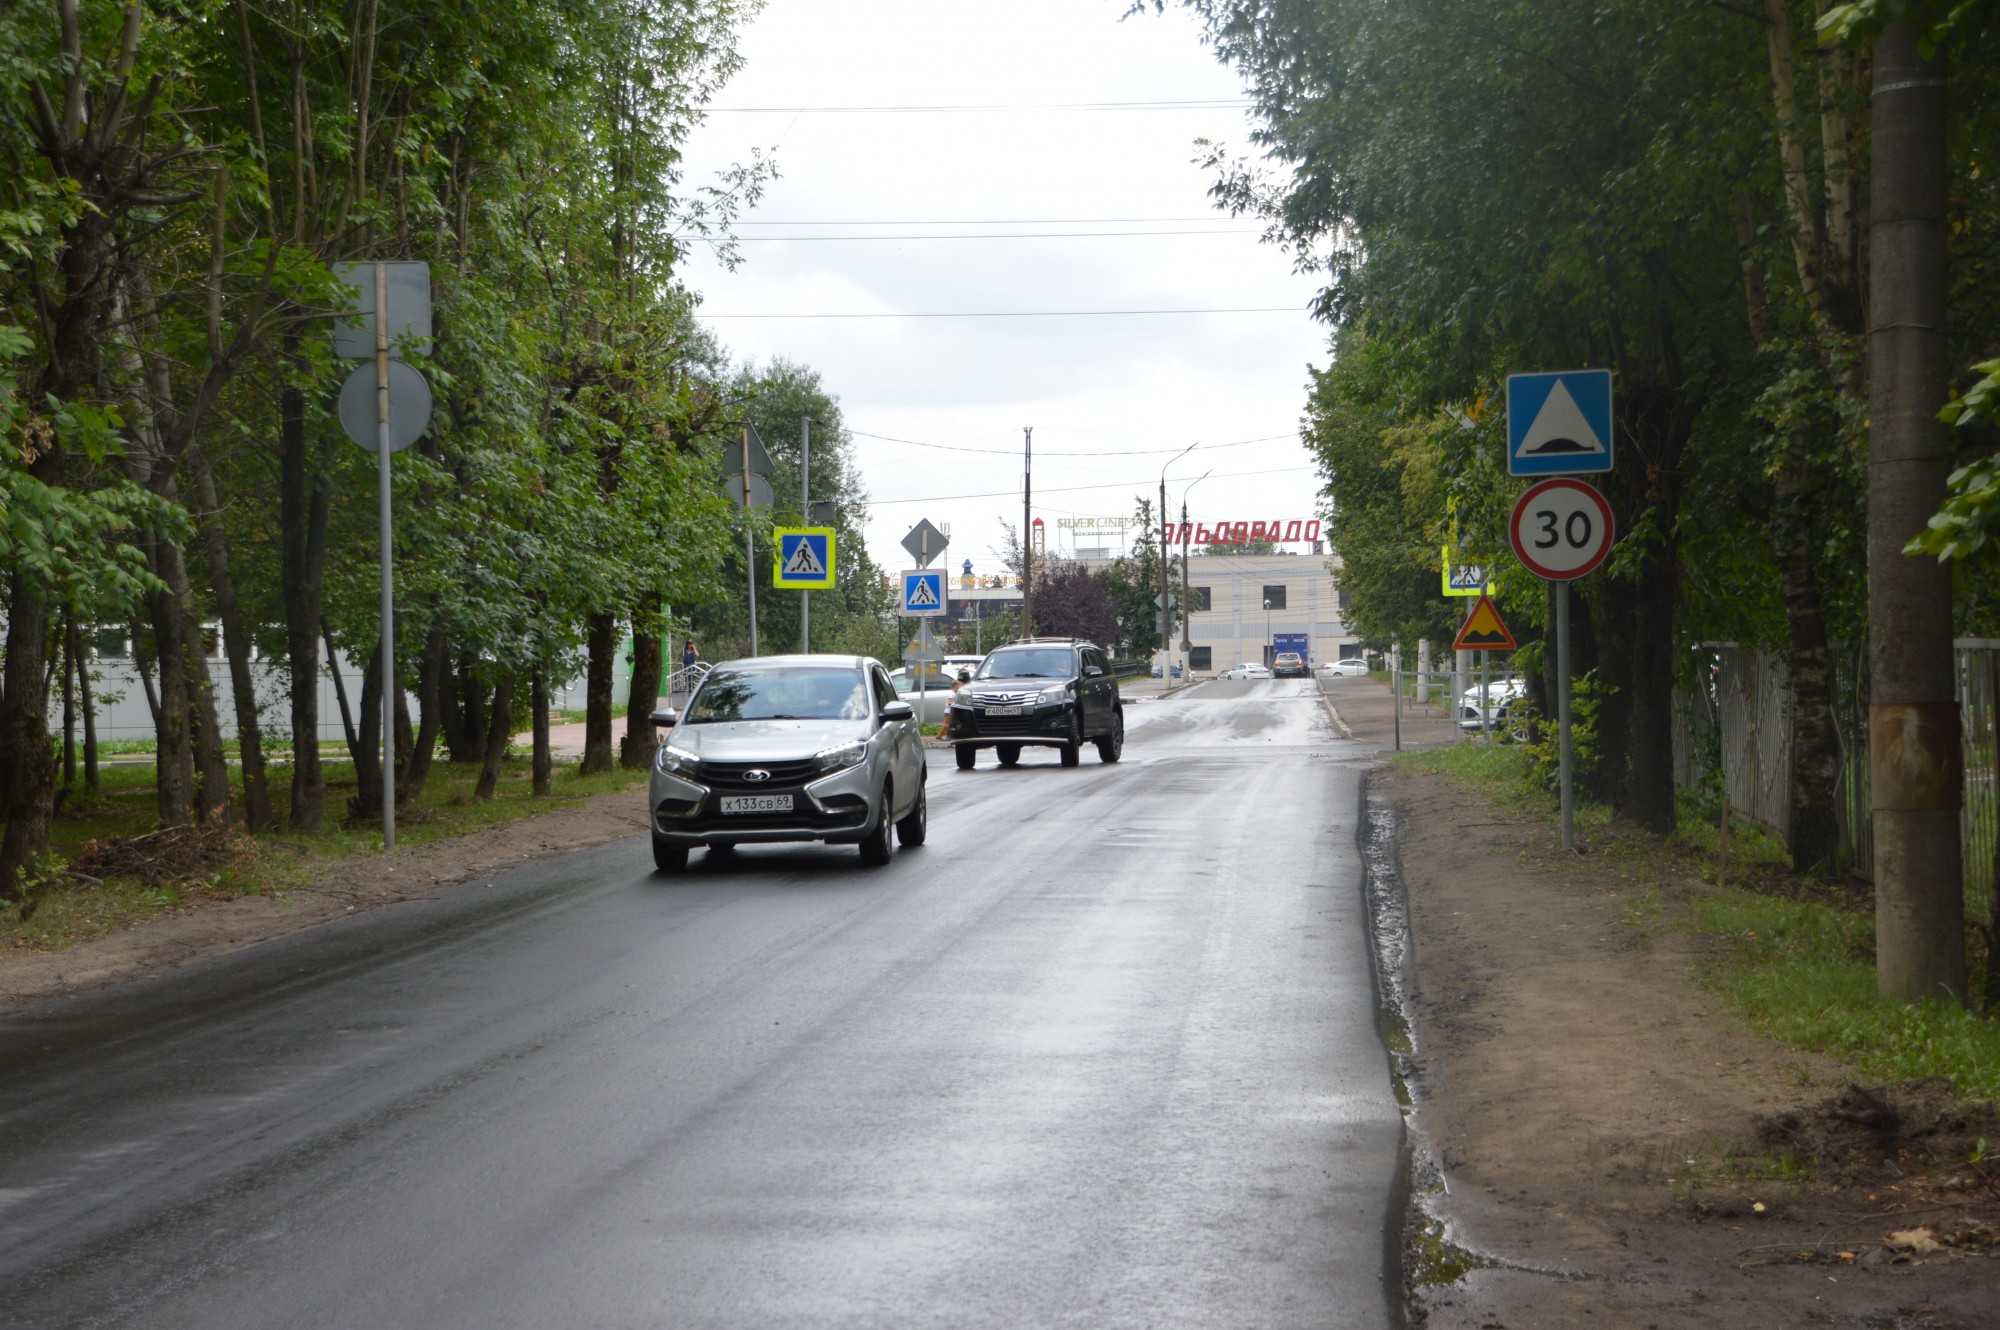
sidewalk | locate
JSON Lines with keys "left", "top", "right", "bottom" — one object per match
{"left": 1317, "top": 675, "right": 1459, "bottom": 748}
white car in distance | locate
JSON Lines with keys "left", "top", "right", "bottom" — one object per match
{"left": 1220, "top": 662, "right": 1273, "bottom": 680}
{"left": 1321, "top": 658, "right": 1371, "bottom": 677}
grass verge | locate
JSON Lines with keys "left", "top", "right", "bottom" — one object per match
{"left": 1394, "top": 741, "right": 2000, "bottom": 1102}
{"left": 11, "top": 755, "right": 650, "bottom": 955}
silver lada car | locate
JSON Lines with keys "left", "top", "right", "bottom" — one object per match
{"left": 646, "top": 655, "right": 927, "bottom": 872}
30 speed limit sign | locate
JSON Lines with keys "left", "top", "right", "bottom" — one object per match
{"left": 1509, "top": 478, "right": 1615, "bottom": 580}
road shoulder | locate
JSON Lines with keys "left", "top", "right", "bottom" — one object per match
{"left": 2, "top": 789, "right": 649, "bottom": 1006}
{"left": 1377, "top": 762, "right": 2000, "bottom": 1327}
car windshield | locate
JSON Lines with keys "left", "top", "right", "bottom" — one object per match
{"left": 685, "top": 666, "right": 869, "bottom": 723}
{"left": 978, "top": 648, "right": 1073, "bottom": 679}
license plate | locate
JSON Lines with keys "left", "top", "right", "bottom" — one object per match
{"left": 720, "top": 794, "right": 793, "bottom": 814}
{"left": 985, "top": 705, "right": 1024, "bottom": 717}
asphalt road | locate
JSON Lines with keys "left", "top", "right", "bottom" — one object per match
{"left": 0, "top": 679, "right": 1403, "bottom": 1329}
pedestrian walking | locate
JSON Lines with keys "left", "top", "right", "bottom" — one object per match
{"left": 681, "top": 640, "right": 698, "bottom": 673}
{"left": 939, "top": 668, "right": 970, "bottom": 739}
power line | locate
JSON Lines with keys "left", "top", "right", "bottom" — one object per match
{"left": 725, "top": 228, "right": 1260, "bottom": 242}
{"left": 699, "top": 306, "right": 1304, "bottom": 320}
{"left": 849, "top": 429, "right": 1299, "bottom": 458}
{"left": 709, "top": 99, "right": 1252, "bottom": 114}
{"left": 728, "top": 217, "right": 1231, "bottom": 226}
{"left": 864, "top": 463, "right": 1315, "bottom": 506}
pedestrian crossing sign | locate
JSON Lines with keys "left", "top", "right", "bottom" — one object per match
{"left": 900, "top": 568, "right": 946, "bottom": 617}
{"left": 773, "top": 527, "right": 836, "bottom": 589}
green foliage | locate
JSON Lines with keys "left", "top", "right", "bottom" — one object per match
{"left": 1909, "top": 359, "right": 2000, "bottom": 563}
{"left": 1696, "top": 889, "right": 2000, "bottom": 1099}
{"left": 1521, "top": 671, "right": 1608, "bottom": 795}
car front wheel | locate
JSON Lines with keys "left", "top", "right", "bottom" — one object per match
{"left": 652, "top": 836, "right": 688, "bottom": 873}
{"left": 896, "top": 777, "right": 927, "bottom": 846}
{"left": 860, "top": 783, "right": 895, "bottom": 866}
{"left": 955, "top": 744, "right": 977, "bottom": 770}
{"left": 996, "top": 744, "right": 1022, "bottom": 767}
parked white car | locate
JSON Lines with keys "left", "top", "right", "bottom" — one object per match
{"left": 887, "top": 657, "right": 983, "bottom": 725}
{"left": 1321, "top": 658, "right": 1371, "bottom": 677}
{"left": 1220, "top": 662, "right": 1273, "bottom": 680}
{"left": 1458, "top": 677, "right": 1529, "bottom": 730}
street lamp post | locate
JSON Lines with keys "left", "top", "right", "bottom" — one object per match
{"left": 1178, "top": 469, "right": 1213, "bottom": 676}
{"left": 1159, "top": 442, "right": 1198, "bottom": 678}
{"left": 1263, "top": 598, "right": 1273, "bottom": 667}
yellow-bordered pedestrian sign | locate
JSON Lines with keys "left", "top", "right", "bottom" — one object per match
{"left": 1452, "top": 593, "right": 1517, "bottom": 651}
{"left": 773, "top": 527, "right": 836, "bottom": 589}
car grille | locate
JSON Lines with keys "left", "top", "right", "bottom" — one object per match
{"left": 697, "top": 758, "right": 820, "bottom": 791}
{"left": 970, "top": 714, "right": 1048, "bottom": 736}
{"left": 969, "top": 689, "right": 1040, "bottom": 708}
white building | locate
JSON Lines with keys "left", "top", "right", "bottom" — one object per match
{"left": 1171, "top": 551, "right": 1357, "bottom": 675}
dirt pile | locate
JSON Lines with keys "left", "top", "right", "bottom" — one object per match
{"left": 64, "top": 817, "right": 258, "bottom": 889}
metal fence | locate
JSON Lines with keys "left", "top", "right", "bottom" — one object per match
{"left": 1678, "top": 640, "right": 1997, "bottom": 927}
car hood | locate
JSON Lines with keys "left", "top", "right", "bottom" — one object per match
{"left": 668, "top": 717, "right": 871, "bottom": 761}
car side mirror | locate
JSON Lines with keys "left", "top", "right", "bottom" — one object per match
{"left": 648, "top": 708, "right": 677, "bottom": 726}
{"left": 880, "top": 700, "right": 915, "bottom": 722}
{"left": 1085, "top": 664, "right": 1105, "bottom": 677}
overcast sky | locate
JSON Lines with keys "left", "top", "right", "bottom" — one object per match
{"left": 675, "top": 0, "right": 1332, "bottom": 582}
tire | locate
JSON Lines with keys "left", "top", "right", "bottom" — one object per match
{"left": 955, "top": 744, "right": 977, "bottom": 771}
{"left": 651, "top": 837, "right": 688, "bottom": 873}
{"left": 1096, "top": 708, "right": 1124, "bottom": 764}
{"left": 859, "top": 783, "right": 895, "bottom": 866}
{"left": 896, "top": 777, "right": 927, "bottom": 847}
{"left": 708, "top": 840, "right": 736, "bottom": 854}
{"left": 996, "top": 744, "right": 1022, "bottom": 768}
{"left": 1059, "top": 741, "right": 1080, "bottom": 768}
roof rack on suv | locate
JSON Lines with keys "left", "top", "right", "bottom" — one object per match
{"left": 1006, "top": 636, "right": 1093, "bottom": 646}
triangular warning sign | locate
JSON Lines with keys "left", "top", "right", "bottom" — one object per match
{"left": 1452, "top": 593, "right": 1517, "bottom": 651}
{"left": 1520, "top": 379, "right": 1606, "bottom": 457}
{"left": 906, "top": 576, "right": 939, "bottom": 608}
{"left": 783, "top": 537, "right": 826, "bottom": 578}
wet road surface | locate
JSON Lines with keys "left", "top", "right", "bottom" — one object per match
{"left": 0, "top": 679, "right": 1402, "bottom": 1328}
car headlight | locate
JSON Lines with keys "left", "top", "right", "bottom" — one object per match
{"left": 654, "top": 743, "right": 700, "bottom": 777}
{"left": 813, "top": 740, "right": 867, "bottom": 772}
{"left": 1035, "top": 684, "right": 1072, "bottom": 706}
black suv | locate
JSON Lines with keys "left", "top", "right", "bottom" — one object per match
{"left": 949, "top": 638, "right": 1124, "bottom": 769}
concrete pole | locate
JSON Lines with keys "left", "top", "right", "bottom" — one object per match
{"left": 1417, "top": 638, "right": 1432, "bottom": 705}
{"left": 1867, "top": 22, "right": 1963, "bottom": 1002}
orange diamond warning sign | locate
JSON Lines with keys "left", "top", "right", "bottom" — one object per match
{"left": 1452, "top": 593, "right": 1518, "bottom": 651}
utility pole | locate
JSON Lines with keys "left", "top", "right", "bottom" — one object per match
{"left": 1160, "top": 472, "right": 1171, "bottom": 669}
{"left": 1021, "top": 426, "right": 1033, "bottom": 636}
{"left": 800, "top": 416, "right": 812, "bottom": 653}
{"left": 1868, "top": 20, "right": 1963, "bottom": 1003}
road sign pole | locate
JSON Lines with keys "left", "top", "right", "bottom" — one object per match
{"left": 1393, "top": 664, "right": 1402, "bottom": 752}
{"left": 374, "top": 262, "right": 395, "bottom": 851}
{"left": 800, "top": 418, "right": 811, "bottom": 653}
{"left": 743, "top": 425, "right": 759, "bottom": 657}
{"left": 1557, "top": 580, "right": 1575, "bottom": 852}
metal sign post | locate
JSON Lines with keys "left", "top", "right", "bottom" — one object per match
{"left": 800, "top": 418, "right": 812, "bottom": 652}
{"left": 332, "top": 260, "right": 432, "bottom": 851}
{"left": 1508, "top": 476, "right": 1616, "bottom": 852}
{"left": 374, "top": 263, "right": 394, "bottom": 849}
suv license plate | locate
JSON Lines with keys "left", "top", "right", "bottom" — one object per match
{"left": 984, "top": 705, "right": 1024, "bottom": 716}
{"left": 720, "top": 794, "right": 793, "bottom": 814}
